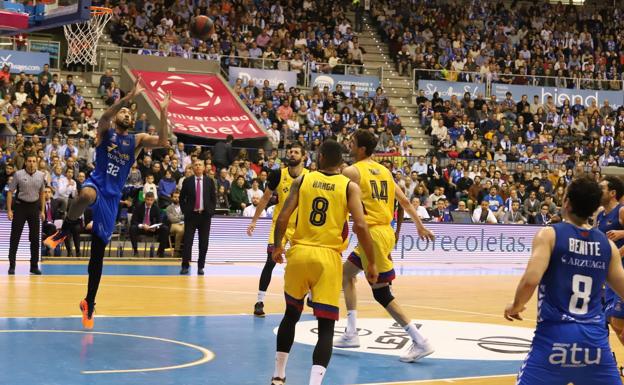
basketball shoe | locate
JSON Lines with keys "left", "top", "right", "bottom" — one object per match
{"left": 399, "top": 340, "right": 434, "bottom": 362}
{"left": 79, "top": 299, "right": 95, "bottom": 329}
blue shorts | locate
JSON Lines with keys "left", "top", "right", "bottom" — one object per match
{"left": 517, "top": 323, "right": 621, "bottom": 385}
{"left": 82, "top": 179, "right": 120, "bottom": 244}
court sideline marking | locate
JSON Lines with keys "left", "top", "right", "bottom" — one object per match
{"left": 4, "top": 278, "right": 536, "bottom": 321}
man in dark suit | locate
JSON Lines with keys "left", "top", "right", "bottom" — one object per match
{"left": 42, "top": 186, "right": 66, "bottom": 256}
{"left": 534, "top": 203, "right": 552, "bottom": 226}
{"left": 179, "top": 159, "right": 216, "bottom": 275}
{"left": 129, "top": 191, "right": 169, "bottom": 258}
{"left": 212, "top": 135, "right": 234, "bottom": 172}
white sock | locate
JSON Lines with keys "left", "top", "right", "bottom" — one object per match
{"left": 404, "top": 323, "right": 426, "bottom": 345}
{"left": 274, "top": 352, "right": 289, "bottom": 379}
{"left": 309, "top": 365, "right": 327, "bottom": 385}
{"left": 258, "top": 291, "right": 266, "bottom": 303}
{"left": 346, "top": 310, "right": 357, "bottom": 336}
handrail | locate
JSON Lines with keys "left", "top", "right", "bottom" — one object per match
{"left": 413, "top": 68, "right": 624, "bottom": 101}
{"left": 91, "top": 43, "right": 385, "bottom": 88}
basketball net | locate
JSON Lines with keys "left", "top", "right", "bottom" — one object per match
{"left": 63, "top": 6, "right": 112, "bottom": 65}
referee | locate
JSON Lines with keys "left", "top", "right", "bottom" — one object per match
{"left": 7, "top": 155, "right": 47, "bottom": 275}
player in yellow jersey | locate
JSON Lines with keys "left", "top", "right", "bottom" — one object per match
{"left": 270, "top": 139, "right": 378, "bottom": 385}
{"left": 247, "top": 143, "right": 308, "bottom": 317}
{"left": 334, "top": 129, "right": 436, "bottom": 363}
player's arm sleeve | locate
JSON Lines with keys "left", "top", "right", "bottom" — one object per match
{"left": 267, "top": 168, "right": 281, "bottom": 191}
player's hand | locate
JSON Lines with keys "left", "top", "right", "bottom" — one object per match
{"left": 272, "top": 245, "right": 285, "bottom": 264}
{"left": 129, "top": 76, "right": 145, "bottom": 98}
{"left": 607, "top": 230, "right": 624, "bottom": 241}
{"left": 417, "top": 225, "right": 435, "bottom": 241}
{"left": 7, "top": 210, "right": 13, "bottom": 221}
{"left": 246, "top": 221, "right": 256, "bottom": 236}
{"left": 40, "top": 211, "right": 45, "bottom": 221}
{"left": 504, "top": 303, "right": 525, "bottom": 321}
{"left": 366, "top": 263, "right": 378, "bottom": 284}
{"left": 159, "top": 91, "right": 171, "bottom": 111}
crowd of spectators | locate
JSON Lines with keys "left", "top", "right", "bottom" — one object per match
{"left": 376, "top": 1, "right": 624, "bottom": 89}
{"left": 0, "top": 63, "right": 98, "bottom": 138}
{"left": 105, "top": 0, "right": 367, "bottom": 76}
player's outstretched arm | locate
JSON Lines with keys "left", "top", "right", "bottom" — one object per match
{"left": 348, "top": 182, "right": 378, "bottom": 284}
{"left": 247, "top": 187, "right": 274, "bottom": 236}
{"left": 607, "top": 240, "right": 624, "bottom": 299}
{"left": 98, "top": 76, "right": 145, "bottom": 136}
{"left": 505, "top": 226, "right": 554, "bottom": 321}
{"left": 137, "top": 92, "right": 171, "bottom": 149}
{"left": 395, "top": 182, "right": 434, "bottom": 241}
{"left": 272, "top": 176, "right": 301, "bottom": 263}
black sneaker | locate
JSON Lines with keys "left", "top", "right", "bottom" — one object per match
{"left": 8, "top": 265, "right": 15, "bottom": 275}
{"left": 30, "top": 267, "right": 42, "bottom": 275}
{"left": 271, "top": 377, "right": 285, "bottom": 385}
{"left": 254, "top": 301, "right": 265, "bottom": 317}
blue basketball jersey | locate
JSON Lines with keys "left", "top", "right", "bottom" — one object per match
{"left": 596, "top": 204, "right": 624, "bottom": 305}
{"left": 538, "top": 222, "right": 612, "bottom": 325}
{"left": 90, "top": 128, "right": 135, "bottom": 197}
{"left": 596, "top": 204, "right": 624, "bottom": 248}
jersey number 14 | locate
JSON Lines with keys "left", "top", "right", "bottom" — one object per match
{"left": 370, "top": 180, "right": 388, "bottom": 202}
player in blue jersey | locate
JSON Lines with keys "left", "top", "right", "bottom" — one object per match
{"left": 505, "top": 175, "right": 624, "bottom": 385}
{"left": 596, "top": 176, "right": 624, "bottom": 345}
{"left": 43, "top": 77, "right": 171, "bottom": 329}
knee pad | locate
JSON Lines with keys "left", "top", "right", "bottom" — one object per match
{"left": 372, "top": 285, "right": 394, "bottom": 308}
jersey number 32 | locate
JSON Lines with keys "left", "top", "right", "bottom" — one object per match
{"left": 107, "top": 164, "right": 120, "bottom": 177}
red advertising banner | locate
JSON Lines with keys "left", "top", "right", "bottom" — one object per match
{"left": 133, "top": 70, "right": 266, "bottom": 140}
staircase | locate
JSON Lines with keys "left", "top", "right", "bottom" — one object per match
{"left": 354, "top": 15, "right": 430, "bottom": 156}
{"left": 55, "top": 33, "right": 122, "bottom": 120}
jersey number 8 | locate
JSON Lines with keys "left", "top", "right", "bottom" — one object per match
{"left": 569, "top": 274, "right": 592, "bottom": 315}
{"left": 310, "top": 197, "right": 329, "bottom": 226}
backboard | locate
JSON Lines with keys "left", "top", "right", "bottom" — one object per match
{"left": 0, "top": 0, "right": 91, "bottom": 34}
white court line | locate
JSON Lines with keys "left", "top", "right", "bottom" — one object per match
{"left": 0, "top": 329, "right": 215, "bottom": 374}
{"left": 4, "top": 279, "right": 536, "bottom": 322}
{"left": 352, "top": 373, "right": 516, "bottom": 385}
{"left": 0, "top": 313, "right": 284, "bottom": 319}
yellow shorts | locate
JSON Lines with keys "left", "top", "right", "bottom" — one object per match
{"left": 349, "top": 224, "right": 396, "bottom": 283}
{"left": 268, "top": 221, "right": 295, "bottom": 252}
{"left": 284, "top": 244, "right": 342, "bottom": 320}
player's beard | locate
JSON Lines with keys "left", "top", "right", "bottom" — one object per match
{"left": 288, "top": 157, "right": 302, "bottom": 167}
{"left": 116, "top": 119, "right": 132, "bottom": 131}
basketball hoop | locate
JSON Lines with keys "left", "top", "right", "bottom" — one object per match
{"left": 63, "top": 6, "right": 112, "bottom": 65}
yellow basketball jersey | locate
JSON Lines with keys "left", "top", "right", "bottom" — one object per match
{"left": 353, "top": 159, "right": 395, "bottom": 226}
{"left": 291, "top": 171, "right": 351, "bottom": 252}
{"left": 273, "top": 167, "right": 309, "bottom": 228}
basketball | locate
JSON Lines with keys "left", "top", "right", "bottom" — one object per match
{"left": 190, "top": 15, "right": 213, "bottom": 40}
